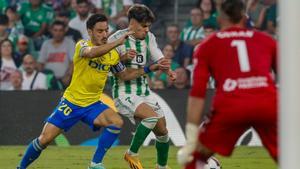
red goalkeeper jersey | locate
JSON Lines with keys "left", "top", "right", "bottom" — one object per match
{"left": 190, "top": 27, "right": 277, "bottom": 101}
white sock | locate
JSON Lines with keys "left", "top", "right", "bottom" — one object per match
{"left": 127, "top": 149, "right": 138, "bottom": 156}
{"left": 157, "top": 164, "right": 168, "bottom": 169}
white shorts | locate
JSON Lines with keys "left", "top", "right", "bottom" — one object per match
{"left": 114, "top": 93, "right": 165, "bottom": 124}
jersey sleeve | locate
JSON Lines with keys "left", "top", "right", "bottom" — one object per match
{"left": 76, "top": 40, "right": 89, "bottom": 58}
{"left": 189, "top": 42, "right": 210, "bottom": 98}
{"left": 108, "top": 31, "right": 126, "bottom": 56}
{"left": 110, "top": 61, "right": 126, "bottom": 74}
{"left": 148, "top": 32, "right": 164, "bottom": 62}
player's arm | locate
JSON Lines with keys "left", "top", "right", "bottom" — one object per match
{"left": 120, "top": 49, "right": 137, "bottom": 61}
{"left": 148, "top": 33, "right": 177, "bottom": 81}
{"left": 177, "top": 45, "right": 210, "bottom": 166}
{"left": 113, "top": 59, "right": 171, "bottom": 81}
{"left": 81, "top": 31, "right": 134, "bottom": 58}
{"left": 157, "top": 58, "right": 177, "bottom": 81}
{"left": 271, "top": 38, "right": 278, "bottom": 74}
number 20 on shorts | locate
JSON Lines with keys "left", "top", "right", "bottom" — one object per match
{"left": 58, "top": 102, "right": 73, "bottom": 116}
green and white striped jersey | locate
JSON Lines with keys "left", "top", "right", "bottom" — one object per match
{"left": 180, "top": 26, "right": 205, "bottom": 41}
{"left": 108, "top": 29, "right": 164, "bottom": 98}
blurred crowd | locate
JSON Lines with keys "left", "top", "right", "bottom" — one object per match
{"left": 0, "top": 0, "right": 277, "bottom": 91}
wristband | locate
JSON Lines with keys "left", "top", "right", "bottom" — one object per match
{"left": 143, "top": 66, "right": 152, "bottom": 74}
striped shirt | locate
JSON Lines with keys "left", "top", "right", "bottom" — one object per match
{"left": 180, "top": 26, "right": 205, "bottom": 41}
{"left": 108, "top": 29, "right": 164, "bottom": 98}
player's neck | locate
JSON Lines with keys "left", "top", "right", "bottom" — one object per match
{"left": 127, "top": 26, "right": 138, "bottom": 39}
{"left": 221, "top": 22, "right": 245, "bottom": 30}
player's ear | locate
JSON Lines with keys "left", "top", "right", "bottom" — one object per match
{"left": 87, "top": 28, "right": 92, "bottom": 37}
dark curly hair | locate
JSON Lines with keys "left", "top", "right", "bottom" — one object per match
{"left": 127, "top": 4, "right": 155, "bottom": 23}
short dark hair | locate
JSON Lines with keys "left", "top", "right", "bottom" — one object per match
{"left": 221, "top": 0, "right": 245, "bottom": 24}
{"left": 0, "top": 14, "right": 9, "bottom": 25}
{"left": 86, "top": 14, "right": 108, "bottom": 30}
{"left": 76, "top": 0, "right": 89, "bottom": 5}
{"left": 127, "top": 4, "right": 155, "bottom": 23}
{"left": 51, "top": 20, "right": 66, "bottom": 28}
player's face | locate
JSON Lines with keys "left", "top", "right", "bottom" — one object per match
{"left": 131, "top": 20, "right": 151, "bottom": 40}
{"left": 89, "top": 21, "right": 109, "bottom": 45}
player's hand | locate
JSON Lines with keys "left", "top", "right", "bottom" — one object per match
{"left": 177, "top": 144, "right": 195, "bottom": 166}
{"left": 167, "top": 70, "right": 176, "bottom": 81}
{"left": 177, "top": 123, "right": 198, "bottom": 166}
{"left": 116, "top": 31, "right": 135, "bottom": 45}
{"left": 157, "top": 58, "right": 171, "bottom": 71}
{"left": 121, "top": 49, "right": 137, "bottom": 61}
{"left": 149, "top": 59, "right": 170, "bottom": 72}
{"left": 126, "top": 49, "right": 137, "bottom": 59}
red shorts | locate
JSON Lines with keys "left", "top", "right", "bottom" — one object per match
{"left": 199, "top": 95, "right": 278, "bottom": 161}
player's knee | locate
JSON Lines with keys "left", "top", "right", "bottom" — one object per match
{"left": 156, "top": 133, "right": 169, "bottom": 143}
{"left": 38, "top": 133, "right": 53, "bottom": 146}
{"left": 109, "top": 115, "right": 124, "bottom": 128}
{"left": 141, "top": 116, "right": 159, "bottom": 129}
{"left": 155, "top": 125, "right": 168, "bottom": 136}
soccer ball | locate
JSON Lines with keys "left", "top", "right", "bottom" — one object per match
{"left": 204, "top": 156, "right": 221, "bottom": 169}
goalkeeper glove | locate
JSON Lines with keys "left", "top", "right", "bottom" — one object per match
{"left": 177, "top": 122, "right": 199, "bottom": 166}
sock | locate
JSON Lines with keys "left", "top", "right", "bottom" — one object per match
{"left": 155, "top": 135, "right": 170, "bottom": 167}
{"left": 19, "top": 138, "right": 45, "bottom": 168}
{"left": 92, "top": 125, "right": 121, "bottom": 163}
{"left": 129, "top": 118, "right": 158, "bottom": 153}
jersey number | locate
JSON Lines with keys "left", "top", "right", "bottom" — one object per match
{"left": 136, "top": 54, "right": 144, "bottom": 63}
{"left": 58, "top": 102, "right": 73, "bottom": 116}
{"left": 231, "top": 40, "right": 250, "bottom": 72}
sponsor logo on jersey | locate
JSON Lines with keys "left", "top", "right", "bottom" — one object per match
{"left": 223, "top": 76, "right": 269, "bottom": 92}
{"left": 88, "top": 60, "right": 110, "bottom": 72}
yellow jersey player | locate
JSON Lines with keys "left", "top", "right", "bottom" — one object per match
{"left": 17, "top": 13, "right": 170, "bottom": 169}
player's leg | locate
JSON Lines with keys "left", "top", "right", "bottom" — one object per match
{"left": 129, "top": 103, "right": 159, "bottom": 154}
{"left": 253, "top": 101, "right": 278, "bottom": 162}
{"left": 255, "top": 124, "right": 278, "bottom": 162}
{"left": 92, "top": 108, "right": 123, "bottom": 164}
{"left": 124, "top": 103, "right": 159, "bottom": 169}
{"left": 17, "top": 123, "right": 61, "bottom": 169}
{"left": 114, "top": 94, "right": 159, "bottom": 169}
{"left": 184, "top": 107, "right": 248, "bottom": 169}
{"left": 152, "top": 117, "right": 170, "bottom": 169}
{"left": 82, "top": 102, "right": 123, "bottom": 169}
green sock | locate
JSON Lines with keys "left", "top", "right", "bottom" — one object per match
{"left": 129, "top": 123, "right": 152, "bottom": 153}
{"left": 156, "top": 141, "right": 169, "bottom": 166}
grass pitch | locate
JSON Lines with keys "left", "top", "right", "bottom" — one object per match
{"left": 0, "top": 146, "right": 276, "bottom": 169}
